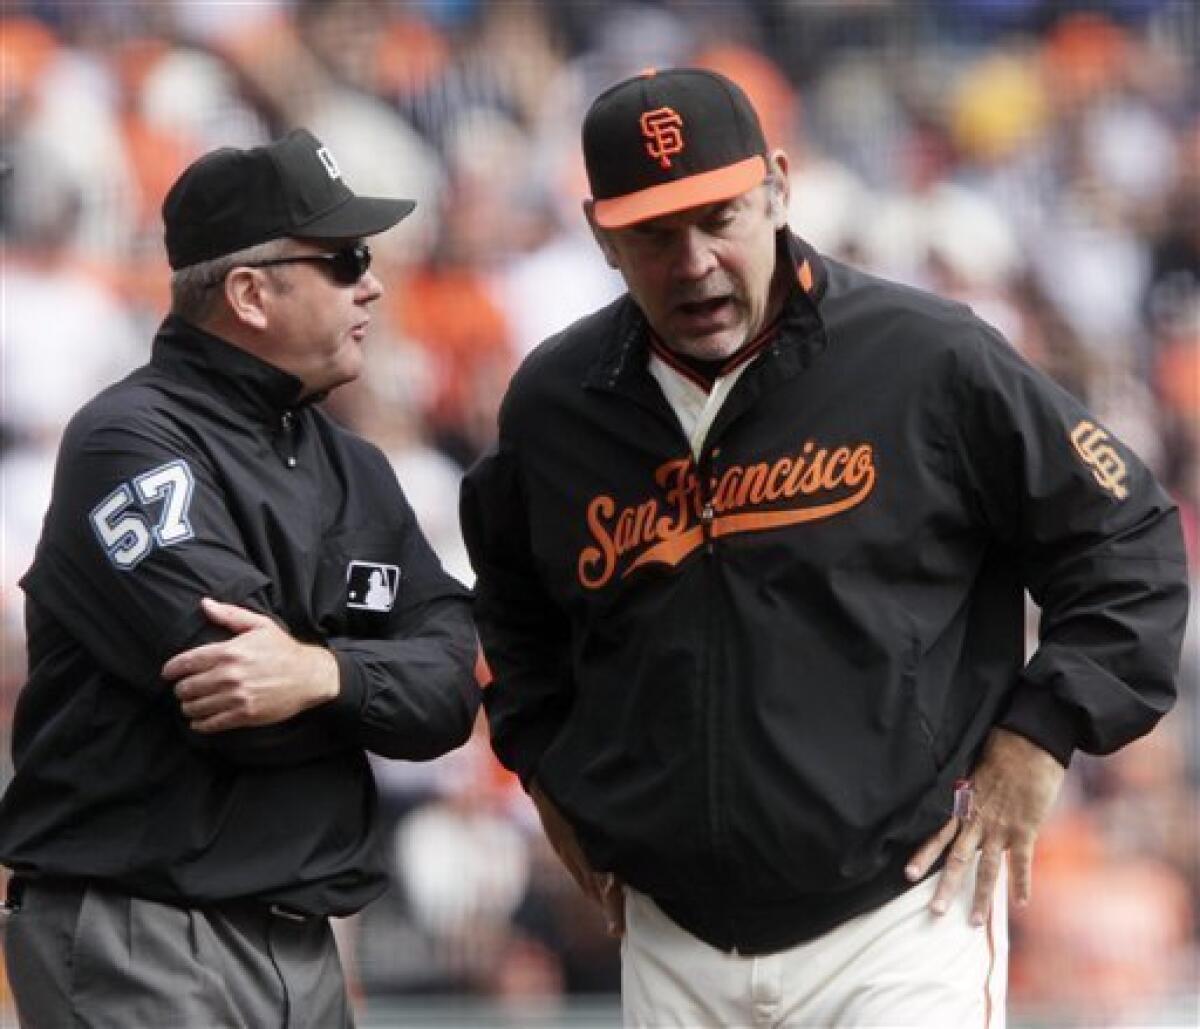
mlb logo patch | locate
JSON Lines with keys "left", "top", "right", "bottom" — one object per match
{"left": 346, "top": 561, "right": 400, "bottom": 612}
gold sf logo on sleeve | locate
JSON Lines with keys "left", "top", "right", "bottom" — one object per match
{"left": 1070, "top": 420, "right": 1128, "bottom": 500}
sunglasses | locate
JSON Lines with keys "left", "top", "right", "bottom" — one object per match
{"left": 247, "top": 242, "right": 372, "bottom": 286}
{"left": 202, "top": 242, "right": 373, "bottom": 289}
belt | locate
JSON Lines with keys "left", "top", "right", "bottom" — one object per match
{"left": 265, "top": 903, "right": 312, "bottom": 923}
{"left": 2, "top": 875, "right": 316, "bottom": 923}
{"left": 2, "top": 875, "right": 28, "bottom": 913}
{"left": 3, "top": 873, "right": 92, "bottom": 911}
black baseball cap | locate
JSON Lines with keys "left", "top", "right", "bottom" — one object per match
{"left": 163, "top": 129, "right": 415, "bottom": 270}
{"left": 583, "top": 67, "right": 768, "bottom": 229}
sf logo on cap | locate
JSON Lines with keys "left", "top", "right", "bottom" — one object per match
{"left": 641, "top": 107, "right": 684, "bottom": 169}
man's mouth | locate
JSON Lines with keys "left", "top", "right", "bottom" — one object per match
{"left": 676, "top": 296, "right": 733, "bottom": 318}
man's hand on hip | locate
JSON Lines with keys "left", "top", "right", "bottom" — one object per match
{"left": 530, "top": 780, "right": 625, "bottom": 937}
{"left": 904, "top": 727, "right": 1066, "bottom": 927}
{"left": 162, "top": 598, "right": 340, "bottom": 732}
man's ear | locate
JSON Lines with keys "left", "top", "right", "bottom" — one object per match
{"left": 766, "top": 149, "right": 791, "bottom": 229}
{"left": 223, "top": 267, "right": 270, "bottom": 331}
{"left": 583, "top": 199, "right": 620, "bottom": 270}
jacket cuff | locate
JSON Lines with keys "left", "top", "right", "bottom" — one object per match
{"left": 328, "top": 648, "right": 367, "bottom": 727}
{"left": 998, "top": 683, "right": 1080, "bottom": 768}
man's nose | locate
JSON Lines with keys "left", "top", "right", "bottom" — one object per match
{"left": 357, "top": 269, "right": 384, "bottom": 302}
{"left": 671, "top": 228, "right": 717, "bottom": 281}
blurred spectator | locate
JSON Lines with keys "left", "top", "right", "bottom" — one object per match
{"left": 339, "top": 350, "right": 476, "bottom": 586}
{"left": 1010, "top": 799, "right": 1195, "bottom": 1024}
{"left": 217, "top": 5, "right": 445, "bottom": 265}
{"left": 1012, "top": 633, "right": 1199, "bottom": 1027}
{"left": 164, "top": 0, "right": 288, "bottom": 44}
{"left": 384, "top": 108, "right": 529, "bottom": 467}
{"left": 950, "top": 49, "right": 1049, "bottom": 167}
{"left": 391, "top": 719, "right": 533, "bottom": 989}
{"left": 0, "top": 153, "right": 143, "bottom": 632}
{"left": 692, "top": 42, "right": 874, "bottom": 263}
{"left": 1, "top": 16, "right": 139, "bottom": 256}
{"left": 135, "top": 44, "right": 267, "bottom": 155}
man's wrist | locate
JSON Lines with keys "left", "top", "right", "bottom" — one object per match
{"left": 302, "top": 644, "right": 341, "bottom": 706}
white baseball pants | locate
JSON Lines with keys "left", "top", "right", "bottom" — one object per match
{"left": 621, "top": 867, "right": 1007, "bottom": 1028}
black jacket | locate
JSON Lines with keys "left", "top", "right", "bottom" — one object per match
{"left": 460, "top": 234, "right": 1188, "bottom": 954}
{"left": 0, "top": 316, "right": 479, "bottom": 916}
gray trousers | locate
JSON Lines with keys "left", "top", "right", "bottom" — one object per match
{"left": 4, "top": 880, "right": 354, "bottom": 1029}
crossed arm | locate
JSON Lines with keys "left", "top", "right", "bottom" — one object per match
{"left": 163, "top": 597, "right": 341, "bottom": 732}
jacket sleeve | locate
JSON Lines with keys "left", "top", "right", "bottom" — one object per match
{"left": 949, "top": 322, "right": 1189, "bottom": 766}
{"left": 24, "top": 420, "right": 477, "bottom": 766}
{"left": 23, "top": 420, "right": 355, "bottom": 767}
{"left": 460, "top": 434, "right": 575, "bottom": 788}
{"left": 323, "top": 486, "right": 479, "bottom": 760}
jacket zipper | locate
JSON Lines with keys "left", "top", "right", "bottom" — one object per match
{"left": 700, "top": 501, "right": 715, "bottom": 553}
{"left": 599, "top": 378, "right": 736, "bottom": 941}
{"left": 280, "top": 409, "right": 298, "bottom": 468}
{"left": 698, "top": 444, "right": 734, "bottom": 946}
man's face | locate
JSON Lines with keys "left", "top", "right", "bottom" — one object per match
{"left": 590, "top": 153, "right": 790, "bottom": 361}
{"left": 255, "top": 238, "right": 383, "bottom": 397}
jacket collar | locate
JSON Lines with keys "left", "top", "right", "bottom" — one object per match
{"left": 584, "top": 228, "right": 829, "bottom": 398}
{"left": 151, "top": 315, "right": 309, "bottom": 422}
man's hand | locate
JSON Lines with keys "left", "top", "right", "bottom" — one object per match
{"left": 530, "top": 780, "right": 625, "bottom": 937}
{"left": 162, "top": 598, "right": 340, "bottom": 733}
{"left": 905, "top": 727, "right": 1066, "bottom": 926}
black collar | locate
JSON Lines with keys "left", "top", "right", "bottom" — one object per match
{"left": 151, "top": 315, "right": 309, "bottom": 423}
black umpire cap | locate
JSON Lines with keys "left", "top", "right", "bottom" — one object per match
{"left": 163, "top": 129, "right": 415, "bottom": 270}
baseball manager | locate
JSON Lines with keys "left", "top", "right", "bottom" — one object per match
{"left": 460, "top": 68, "right": 1189, "bottom": 1026}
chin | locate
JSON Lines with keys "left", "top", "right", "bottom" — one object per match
{"left": 333, "top": 350, "right": 365, "bottom": 386}
{"left": 309, "top": 363, "right": 361, "bottom": 397}
{"left": 331, "top": 367, "right": 362, "bottom": 392}
{"left": 671, "top": 331, "right": 745, "bottom": 362}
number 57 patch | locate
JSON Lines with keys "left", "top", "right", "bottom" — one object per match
{"left": 89, "top": 459, "right": 196, "bottom": 570}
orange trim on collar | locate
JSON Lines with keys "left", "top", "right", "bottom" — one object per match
{"left": 717, "top": 316, "right": 780, "bottom": 377}
{"left": 797, "top": 258, "right": 813, "bottom": 294}
{"left": 648, "top": 313, "right": 782, "bottom": 394}
{"left": 648, "top": 334, "right": 713, "bottom": 392}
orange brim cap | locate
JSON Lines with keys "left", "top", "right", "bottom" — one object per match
{"left": 592, "top": 154, "right": 766, "bottom": 229}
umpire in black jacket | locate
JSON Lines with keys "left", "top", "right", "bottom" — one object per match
{"left": 0, "top": 130, "right": 479, "bottom": 1027}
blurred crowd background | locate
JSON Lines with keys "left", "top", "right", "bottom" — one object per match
{"left": 1, "top": 0, "right": 1197, "bottom": 1026}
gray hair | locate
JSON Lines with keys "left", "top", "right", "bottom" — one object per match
{"left": 170, "top": 238, "right": 293, "bottom": 323}
{"left": 764, "top": 166, "right": 788, "bottom": 221}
